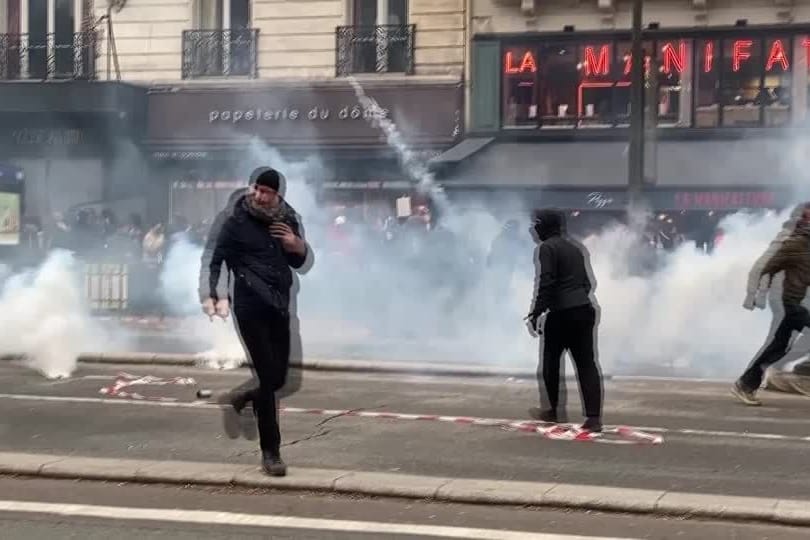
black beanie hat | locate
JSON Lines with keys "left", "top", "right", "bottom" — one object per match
{"left": 252, "top": 167, "right": 281, "bottom": 191}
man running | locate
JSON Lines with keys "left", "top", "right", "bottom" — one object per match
{"left": 734, "top": 206, "right": 810, "bottom": 406}
{"left": 201, "top": 167, "right": 309, "bottom": 476}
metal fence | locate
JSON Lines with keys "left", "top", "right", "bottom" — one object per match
{"left": 81, "top": 260, "right": 164, "bottom": 315}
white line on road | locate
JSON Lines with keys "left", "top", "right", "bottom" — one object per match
{"left": 0, "top": 499, "right": 633, "bottom": 540}
{"left": 0, "top": 392, "right": 808, "bottom": 444}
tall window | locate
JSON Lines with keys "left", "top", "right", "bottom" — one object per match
{"left": 794, "top": 36, "right": 810, "bottom": 125}
{"left": 191, "top": 0, "right": 251, "bottom": 77}
{"left": 1, "top": 0, "right": 83, "bottom": 78}
{"left": 351, "top": 0, "right": 409, "bottom": 73}
{"left": 502, "top": 46, "right": 538, "bottom": 127}
{"left": 721, "top": 38, "right": 763, "bottom": 126}
{"left": 763, "top": 37, "right": 792, "bottom": 127}
{"left": 694, "top": 39, "right": 719, "bottom": 127}
{"left": 537, "top": 43, "right": 578, "bottom": 127}
{"left": 656, "top": 39, "right": 692, "bottom": 126}
{"left": 578, "top": 42, "right": 616, "bottom": 126}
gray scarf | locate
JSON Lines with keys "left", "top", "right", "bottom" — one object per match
{"left": 242, "top": 194, "right": 296, "bottom": 226}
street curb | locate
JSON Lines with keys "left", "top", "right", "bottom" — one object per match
{"left": 0, "top": 353, "right": 547, "bottom": 379}
{"left": 0, "top": 452, "right": 807, "bottom": 525}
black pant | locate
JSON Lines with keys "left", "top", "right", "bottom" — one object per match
{"left": 539, "top": 304, "right": 602, "bottom": 418}
{"left": 234, "top": 309, "right": 291, "bottom": 453}
{"left": 740, "top": 304, "right": 810, "bottom": 391}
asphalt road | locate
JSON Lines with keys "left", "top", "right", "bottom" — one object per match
{"left": 0, "top": 477, "right": 807, "bottom": 540}
{"left": 0, "top": 361, "right": 809, "bottom": 500}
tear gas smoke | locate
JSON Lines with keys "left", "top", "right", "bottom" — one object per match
{"left": 582, "top": 210, "right": 789, "bottom": 377}
{"left": 154, "top": 84, "right": 802, "bottom": 378}
{"left": 0, "top": 250, "right": 110, "bottom": 378}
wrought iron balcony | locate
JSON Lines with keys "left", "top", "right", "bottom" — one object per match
{"left": 182, "top": 29, "right": 259, "bottom": 79}
{"left": 0, "top": 31, "right": 98, "bottom": 81}
{"left": 336, "top": 24, "right": 415, "bottom": 76}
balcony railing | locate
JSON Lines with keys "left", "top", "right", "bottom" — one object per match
{"left": 182, "top": 29, "right": 259, "bottom": 79}
{"left": 336, "top": 24, "right": 415, "bottom": 76}
{"left": 0, "top": 31, "right": 98, "bottom": 81}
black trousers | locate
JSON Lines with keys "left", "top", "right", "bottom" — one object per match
{"left": 539, "top": 304, "right": 603, "bottom": 419}
{"left": 740, "top": 304, "right": 810, "bottom": 391}
{"left": 233, "top": 309, "right": 291, "bottom": 453}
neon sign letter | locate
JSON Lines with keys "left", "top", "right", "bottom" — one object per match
{"left": 733, "top": 40, "right": 753, "bottom": 72}
{"left": 704, "top": 41, "right": 714, "bottom": 72}
{"left": 504, "top": 50, "right": 538, "bottom": 74}
{"left": 584, "top": 45, "right": 610, "bottom": 76}
{"left": 765, "top": 39, "right": 789, "bottom": 71}
{"left": 662, "top": 41, "right": 686, "bottom": 74}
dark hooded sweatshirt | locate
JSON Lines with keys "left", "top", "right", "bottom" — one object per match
{"left": 531, "top": 210, "right": 592, "bottom": 315}
{"left": 760, "top": 227, "right": 810, "bottom": 307}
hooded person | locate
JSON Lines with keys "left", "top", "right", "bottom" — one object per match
{"left": 200, "top": 167, "right": 310, "bottom": 477}
{"left": 733, "top": 203, "right": 810, "bottom": 406}
{"left": 526, "top": 209, "right": 603, "bottom": 433}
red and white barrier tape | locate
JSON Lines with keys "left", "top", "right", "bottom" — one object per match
{"left": 96, "top": 373, "right": 661, "bottom": 445}
{"left": 99, "top": 372, "right": 196, "bottom": 402}
{"left": 280, "top": 407, "right": 663, "bottom": 445}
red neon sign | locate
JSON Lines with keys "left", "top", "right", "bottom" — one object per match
{"left": 703, "top": 41, "right": 714, "bottom": 72}
{"left": 765, "top": 39, "right": 789, "bottom": 71}
{"left": 623, "top": 53, "right": 651, "bottom": 76}
{"left": 661, "top": 41, "right": 686, "bottom": 74}
{"left": 504, "top": 50, "right": 538, "bottom": 74}
{"left": 732, "top": 40, "right": 753, "bottom": 71}
{"left": 584, "top": 45, "right": 610, "bottom": 76}
{"left": 674, "top": 191, "right": 776, "bottom": 210}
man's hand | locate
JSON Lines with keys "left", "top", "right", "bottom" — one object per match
{"left": 524, "top": 311, "right": 544, "bottom": 338}
{"left": 202, "top": 298, "right": 216, "bottom": 319}
{"left": 270, "top": 223, "right": 306, "bottom": 255}
{"left": 215, "top": 298, "right": 230, "bottom": 320}
{"left": 743, "top": 293, "right": 756, "bottom": 311}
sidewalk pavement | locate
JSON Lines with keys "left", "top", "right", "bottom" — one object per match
{"left": 1, "top": 451, "right": 808, "bottom": 527}
{"left": 0, "top": 352, "right": 546, "bottom": 379}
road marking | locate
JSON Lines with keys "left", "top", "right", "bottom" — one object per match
{"left": 0, "top": 499, "right": 633, "bottom": 540}
{"left": 0, "top": 392, "right": 807, "bottom": 443}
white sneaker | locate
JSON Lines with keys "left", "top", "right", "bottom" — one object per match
{"left": 731, "top": 381, "right": 762, "bottom": 406}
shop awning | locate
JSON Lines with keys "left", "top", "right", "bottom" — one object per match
{"left": 430, "top": 137, "right": 494, "bottom": 165}
{"left": 439, "top": 138, "right": 806, "bottom": 189}
{"left": 439, "top": 141, "right": 630, "bottom": 188}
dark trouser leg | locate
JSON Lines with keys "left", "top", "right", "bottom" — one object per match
{"left": 234, "top": 313, "right": 290, "bottom": 453}
{"left": 740, "top": 305, "right": 810, "bottom": 391}
{"left": 539, "top": 312, "right": 566, "bottom": 413}
{"left": 565, "top": 305, "right": 603, "bottom": 419}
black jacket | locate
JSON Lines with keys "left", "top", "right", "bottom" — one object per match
{"left": 207, "top": 197, "right": 307, "bottom": 317}
{"left": 198, "top": 188, "right": 247, "bottom": 303}
{"left": 531, "top": 233, "right": 592, "bottom": 315}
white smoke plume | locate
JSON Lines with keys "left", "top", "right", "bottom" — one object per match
{"left": 0, "top": 250, "right": 108, "bottom": 378}
{"left": 582, "top": 210, "right": 785, "bottom": 377}
{"left": 153, "top": 81, "right": 804, "bottom": 379}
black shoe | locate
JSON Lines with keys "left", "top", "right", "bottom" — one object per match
{"left": 528, "top": 407, "right": 558, "bottom": 423}
{"left": 581, "top": 417, "right": 603, "bottom": 433}
{"left": 262, "top": 452, "right": 287, "bottom": 477}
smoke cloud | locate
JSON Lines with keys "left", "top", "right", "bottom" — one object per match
{"left": 153, "top": 85, "right": 805, "bottom": 380}
{"left": 0, "top": 250, "right": 109, "bottom": 378}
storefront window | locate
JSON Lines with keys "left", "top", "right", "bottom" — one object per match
{"left": 721, "top": 38, "right": 763, "bottom": 127}
{"left": 656, "top": 40, "right": 692, "bottom": 127}
{"left": 795, "top": 36, "right": 810, "bottom": 126}
{"left": 498, "top": 32, "right": 810, "bottom": 130}
{"left": 762, "top": 37, "right": 792, "bottom": 126}
{"left": 577, "top": 42, "right": 617, "bottom": 126}
{"left": 695, "top": 39, "right": 719, "bottom": 127}
{"left": 502, "top": 46, "right": 539, "bottom": 128}
{"left": 537, "top": 43, "right": 579, "bottom": 127}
